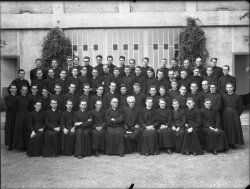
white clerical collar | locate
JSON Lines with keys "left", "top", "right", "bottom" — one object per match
{"left": 67, "top": 110, "right": 72, "bottom": 112}
{"left": 97, "top": 94, "right": 102, "bottom": 97}
{"left": 51, "top": 109, "right": 56, "bottom": 112}
{"left": 112, "top": 107, "right": 116, "bottom": 110}
{"left": 146, "top": 107, "right": 151, "bottom": 110}
{"left": 35, "top": 109, "right": 40, "bottom": 112}
{"left": 80, "top": 109, "right": 85, "bottom": 112}
{"left": 191, "top": 91, "right": 197, "bottom": 95}
{"left": 110, "top": 91, "right": 114, "bottom": 94}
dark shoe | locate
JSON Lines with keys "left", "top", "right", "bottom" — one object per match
{"left": 193, "top": 152, "right": 197, "bottom": 156}
{"left": 119, "top": 154, "right": 124, "bottom": 157}
{"left": 95, "top": 151, "right": 100, "bottom": 157}
{"left": 78, "top": 155, "right": 82, "bottom": 159}
{"left": 230, "top": 144, "right": 236, "bottom": 149}
{"left": 167, "top": 149, "right": 172, "bottom": 154}
{"left": 145, "top": 153, "right": 149, "bottom": 156}
{"left": 212, "top": 150, "right": 218, "bottom": 155}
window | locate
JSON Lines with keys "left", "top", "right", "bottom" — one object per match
{"left": 113, "top": 44, "right": 118, "bottom": 50}
{"left": 153, "top": 44, "right": 158, "bottom": 50}
{"left": 164, "top": 44, "right": 168, "bottom": 49}
{"left": 94, "top": 44, "right": 98, "bottom": 51}
{"left": 73, "top": 45, "right": 77, "bottom": 51}
{"left": 134, "top": 44, "right": 138, "bottom": 50}
{"left": 83, "top": 45, "right": 88, "bottom": 51}
{"left": 123, "top": 44, "right": 128, "bottom": 50}
{"left": 174, "top": 44, "right": 179, "bottom": 49}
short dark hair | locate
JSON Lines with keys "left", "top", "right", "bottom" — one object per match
{"left": 74, "top": 56, "right": 80, "bottom": 60}
{"left": 96, "top": 55, "right": 102, "bottom": 59}
{"left": 18, "top": 69, "right": 25, "bottom": 74}
{"left": 35, "top": 58, "right": 42, "bottom": 62}
{"left": 83, "top": 56, "right": 90, "bottom": 61}
{"left": 119, "top": 56, "right": 125, "bottom": 60}
{"left": 142, "top": 57, "right": 149, "bottom": 61}
{"left": 210, "top": 58, "right": 218, "bottom": 62}
{"left": 107, "top": 55, "right": 113, "bottom": 60}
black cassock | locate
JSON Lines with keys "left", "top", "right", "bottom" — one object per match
{"left": 139, "top": 108, "right": 159, "bottom": 155}
{"left": 200, "top": 107, "right": 229, "bottom": 152}
{"left": 91, "top": 109, "right": 106, "bottom": 152}
{"left": 222, "top": 93, "right": 244, "bottom": 145}
{"left": 51, "top": 93, "right": 65, "bottom": 111}
{"left": 157, "top": 108, "right": 175, "bottom": 149}
{"left": 64, "top": 92, "right": 79, "bottom": 111}
{"left": 4, "top": 94, "right": 17, "bottom": 147}
{"left": 60, "top": 110, "right": 75, "bottom": 155}
{"left": 43, "top": 109, "right": 62, "bottom": 157}
{"left": 74, "top": 110, "right": 93, "bottom": 157}
{"left": 13, "top": 95, "right": 31, "bottom": 150}
{"left": 181, "top": 108, "right": 203, "bottom": 155}
{"left": 171, "top": 109, "right": 186, "bottom": 153}
{"left": 27, "top": 110, "right": 45, "bottom": 156}
{"left": 105, "top": 107, "right": 125, "bottom": 155}
{"left": 123, "top": 106, "right": 141, "bottom": 154}
{"left": 133, "top": 92, "right": 146, "bottom": 109}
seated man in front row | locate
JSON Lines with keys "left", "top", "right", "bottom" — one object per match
{"left": 123, "top": 96, "right": 141, "bottom": 154}
{"left": 200, "top": 98, "right": 229, "bottom": 155}
{"left": 105, "top": 98, "right": 125, "bottom": 157}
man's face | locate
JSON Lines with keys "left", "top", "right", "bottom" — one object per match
{"left": 42, "top": 89, "right": 49, "bottom": 97}
{"left": 193, "top": 69, "right": 200, "bottom": 76}
{"left": 34, "top": 102, "right": 42, "bottom": 111}
{"left": 10, "top": 86, "right": 17, "bottom": 95}
{"left": 157, "top": 71, "right": 164, "bottom": 80}
{"left": 160, "top": 59, "right": 167, "bottom": 68}
{"left": 204, "top": 100, "right": 212, "bottom": 109}
{"left": 103, "top": 65, "right": 109, "bottom": 73}
{"left": 113, "top": 69, "right": 120, "bottom": 77}
{"left": 210, "top": 85, "right": 217, "bottom": 93}
{"left": 202, "top": 81, "right": 209, "bottom": 90}
{"left": 19, "top": 71, "right": 25, "bottom": 79}
{"left": 80, "top": 101, "right": 87, "bottom": 111}
{"left": 21, "top": 86, "right": 28, "bottom": 96}
{"left": 133, "top": 85, "right": 140, "bottom": 93}
{"left": 73, "top": 58, "right": 79, "bottom": 66}
{"left": 124, "top": 68, "right": 130, "bottom": 75}
{"left": 171, "top": 60, "right": 177, "bottom": 67}
{"left": 97, "top": 87, "right": 104, "bottom": 95}
{"left": 48, "top": 69, "right": 54, "bottom": 78}
{"left": 95, "top": 101, "right": 102, "bottom": 110}
{"left": 83, "top": 58, "right": 90, "bottom": 66}
{"left": 171, "top": 82, "right": 177, "bottom": 89}
{"left": 120, "top": 87, "right": 127, "bottom": 95}
{"left": 211, "top": 59, "right": 217, "bottom": 67}
{"left": 51, "top": 60, "right": 58, "bottom": 68}
{"left": 149, "top": 88, "right": 157, "bottom": 96}
{"left": 168, "top": 71, "right": 174, "bottom": 79}
{"left": 36, "top": 70, "right": 43, "bottom": 79}
{"left": 81, "top": 67, "right": 87, "bottom": 76}
{"left": 83, "top": 86, "right": 90, "bottom": 94}
{"left": 119, "top": 58, "right": 125, "bottom": 66}
{"left": 183, "top": 60, "right": 189, "bottom": 68}
{"left": 142, "top": 59, "right": 149, "bottom": 67}
{"left": 180, "top": 71, "right": 187, "bottom": 79}
{"left": 60, "top": 71, "right": 67, "bottom": 79}
{"left": 66, "top": 101, "right": 73, "bottom": 111}
{"left": 135, "top": 68, "right": 142, "bottom": 76}
{"left": 223, "top": 67, "right": 229, "bottom": 76}
{"left": 50, "top": 100, "right": 58, "bottom": 109}
{"left": 226, "top": 84, "right": 234, "bottom": 93}
{"left": 96, "top": 57, "right": 102, "bottom": 65}
{"left": 127, "top": 99, "right": 135, "bottom": 108}
{"left": 69, "top": 84, "right": 76, "bottom": 93}
{"left": 31, "top": 86, "right": 38, "bottom": 94}
{"left": 111, "top": 99, "right": 119, "bottom": 108}
{"left": 179, "top": 87, "right": 186, "bottom": 95}
{"left": 159, "top": 100, "right": 166, "bottom": 109}
{"left": 72, "top": 69, "right": 78, "bottom": 76}
{"left": 129, "top": 60, "right": 135, "bottom": 68}
{"left": 110, "top": 83, "right": 116, "bottom": 92}
{"left": 186, "top": 100, "right": 195, "bottom": 109}
{"left": 92, "top": 70, "right": 98, "bottom": 78}
{"left": 35, "top": 60, "right": 42, "bottom": 68}
{"left": 54, "top": 85, "right": 62, "bottom": 94}
{"left": 145, "top": 99, "right": 153, "bottom": 108}
{"left": 195, "top": 58, "right": 202, "bottom": 66}
{"left": 172, "top": 101, "right": 179, "bottom": 109}
{"left": 206, "top": 68, "right": 213, "bottom": 76}
{"left": 147, "top": 70, "right": 153, "bottom": 78}
{"left": 159, "top": 88, "right": 166, "bottom": 96}
{"left": 190, "top": 84, "right": 198, "bottom": 93}
{"left": 107, "top": 58, "right": 113, "bottom": 65}
{"left": 67, "top": 58, "right": 73, "bottom": 67}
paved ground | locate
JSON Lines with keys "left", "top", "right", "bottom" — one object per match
{"left": 1, "top": 113, "right": 249, "bottom": 188}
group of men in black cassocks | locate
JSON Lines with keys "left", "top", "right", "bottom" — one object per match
{"left": 4, "top": 55, "right": 244, "bottom": 158}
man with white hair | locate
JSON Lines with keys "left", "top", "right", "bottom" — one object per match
{"left": 123, "top": 96, "right": 140, "bottom": 154}
{"left": 105, "top": 98, "right": 125, "bottom": 157}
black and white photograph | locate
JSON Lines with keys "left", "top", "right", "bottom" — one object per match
{"left": 0, "top": 1, "right": 249, "bottom": 188}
